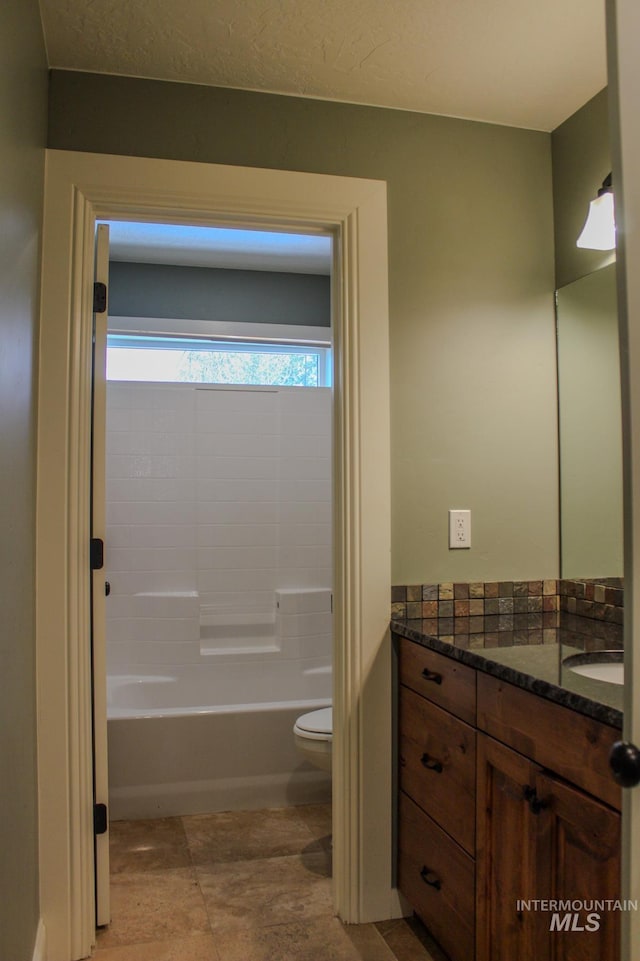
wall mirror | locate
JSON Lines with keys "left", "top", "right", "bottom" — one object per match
{"left": 556, "top": 262, "right": 623, "bottom": 579}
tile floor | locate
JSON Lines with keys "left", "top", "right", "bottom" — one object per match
{"left": 92, "top": 803, "right": 447, "bottom": 961}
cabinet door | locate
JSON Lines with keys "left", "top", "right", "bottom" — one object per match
{"left": 476, "top": 734, "right": 543, "bottom": 961}
{"left": 477, "top": 734, "right": 622, "bottom": 961}
{"left": 534, "top": 771, "right": 620, "bottom": 961}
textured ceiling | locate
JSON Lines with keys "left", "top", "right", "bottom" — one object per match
{"left": 40, "top": 0, "right": 607, "bottom": 131}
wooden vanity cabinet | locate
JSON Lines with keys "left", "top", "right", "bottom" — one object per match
{"left": 395, "top": 634, "right": 622, "bottom": 961}
{"left": 476, "top": 733, "right": 620, "bottom": 961}
{"left": 476, "top": 674, "right": 621, "bottom": 961}
{"left": 397, "top": 638, "right": 477, "bottom": 961}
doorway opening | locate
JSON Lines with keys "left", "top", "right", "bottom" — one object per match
{"left": 36, "top": 151, "right": 393, "bottom": 961}
{"left": 96, "top": 217, "right": 336, "bottom": 928}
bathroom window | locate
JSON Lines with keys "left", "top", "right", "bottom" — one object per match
{"left": 106, "top": 335, "right": 331, "bottom": 387}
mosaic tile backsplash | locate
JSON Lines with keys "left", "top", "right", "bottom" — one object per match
{"left": 391, "top": 577, "right": 624, "bottom": 649}
{"left": 559, "top": 577, "right": 623, "bottom": 647}
{"left": 391, "top": 580, "right": 559, "bottom": 642}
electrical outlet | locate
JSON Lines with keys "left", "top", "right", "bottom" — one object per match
{"left": 449, "top": 509, "right": 471, "bottom": 549}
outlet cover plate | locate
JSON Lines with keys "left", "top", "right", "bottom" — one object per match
{"left": 449, "top": 509, "right": 471, "bottom": 549}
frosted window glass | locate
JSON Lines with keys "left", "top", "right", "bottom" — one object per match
{"left": 106, "top": 336, "right": 330, "bottom": 387}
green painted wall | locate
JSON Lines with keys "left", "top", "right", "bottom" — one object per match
{"left": 0, "top": 2, "right": 47, "bottom": 959}
{"left": 49, "top": 71, "right": 558, "bottom": 584}
{"left": 109, "top": 261, "right": 331, "bottom": 325}
{"left": 552, "top": 87, "right": 613, "bottom": 289}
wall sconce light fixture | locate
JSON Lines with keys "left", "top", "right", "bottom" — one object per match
{"left": 576, "top": 172, "right": 616, "bottom": 250}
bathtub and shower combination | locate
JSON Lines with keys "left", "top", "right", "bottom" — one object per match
{"left": 105, "top": 382, "right": 334, "bottom": 819}
{"left": 105, "top": 583, "right": 335, "bottom": 818}
{"left": 105, "top": 581, "right": 334, "bottom": 820}
{"left": 107, "top": 653, "right": 332, "bottom": 820}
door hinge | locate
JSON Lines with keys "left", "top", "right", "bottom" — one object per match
{"left": 93, "top": 281, "right": 107, "bottom": 314}
{"left": 90, "top": 537, "right": 104, "bottom": 571}
{"left": 94, "top": 803, "right": 108, "bottom": 835}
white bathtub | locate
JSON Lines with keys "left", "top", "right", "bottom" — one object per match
{"left": 106, "top": 667, "right": 332, "bottom": 819}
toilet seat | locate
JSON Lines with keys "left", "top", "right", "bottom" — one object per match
{"left": 293, "top": 707, "right": 332, "bottom": 741}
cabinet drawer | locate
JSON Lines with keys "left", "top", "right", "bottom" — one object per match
{"left": 399, "top": 685, "right": 476, "bottom": 854}
{"left": 397, "top": 635, "right": 476, "bottom": 724}
{"left": 477, "top": 672, "right": 621, "bottom": 811}
{"left": 398, "top": 791, "right": 475, "bottom": 961}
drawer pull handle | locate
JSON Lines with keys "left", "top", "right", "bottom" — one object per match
{"left": 420, "top": 866, "right": 442, "bottom": 890}
{"left": 421, "top": 668, "right": 443, "bottom": 685}
{"left": 420, "top": 753, "right": 443, "bottom": 773}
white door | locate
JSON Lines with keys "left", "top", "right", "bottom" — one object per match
{"left": 606, "top": 3, "right": 640, "bottom": 958}
{"left": 92, "top": 223, "right": 110, "bottom": 926}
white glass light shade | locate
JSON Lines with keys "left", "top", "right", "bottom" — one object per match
{"left": 576, "top": 191, "right": 616, "bottom": 250}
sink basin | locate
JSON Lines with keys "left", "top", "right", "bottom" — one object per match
{"left": 563, "top": 650, "right": 624, "bottom": 686}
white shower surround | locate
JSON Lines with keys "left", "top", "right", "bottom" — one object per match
{"left": 105, "top": 382, "right": 332, "bottom": 676}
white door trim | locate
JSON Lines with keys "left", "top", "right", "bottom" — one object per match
{"left": 606, "top": 3, "right": 640, "bottom": 957}
{"left": 36, "top": 149, "right": 394, "bottom": 960}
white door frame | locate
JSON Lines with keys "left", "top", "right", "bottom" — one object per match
{"left": 607, "top": 3, "right": 640, "bottom": 957}
{"left": 36, "top": 149, "right": 396, "bottom": 961}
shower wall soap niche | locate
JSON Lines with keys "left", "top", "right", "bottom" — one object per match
{"left": 199, "top": 605, "right": 278, "bottom": 655}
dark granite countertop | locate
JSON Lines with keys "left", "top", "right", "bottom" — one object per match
{"left": 391, "top": 618, "right": 623, "bottom": 729}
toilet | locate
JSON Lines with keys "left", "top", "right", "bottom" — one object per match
{"left": 293, "top": 707, "right": 332, "bottom": 773}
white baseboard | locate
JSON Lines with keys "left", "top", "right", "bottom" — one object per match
{"left": 32, "top": 919, "right": 46, "bottom": 961}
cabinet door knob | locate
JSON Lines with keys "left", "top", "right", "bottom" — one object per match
{"left": 419, "top": 866, "right": 442, "bottom": 890}
{"left": 529, "top": 795, "right": 549, "bottom": 815}
{"left": 420, "top": 752, "right": 444, "bottom": 773}
{"left": 610, "top": 740, "right": 640, "bottom": 787}
{"left": 421, "top": 668, "right": 443, "bottom": 685}
{"left": 523, "top": 784, "right": 548, "bottom": 814}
